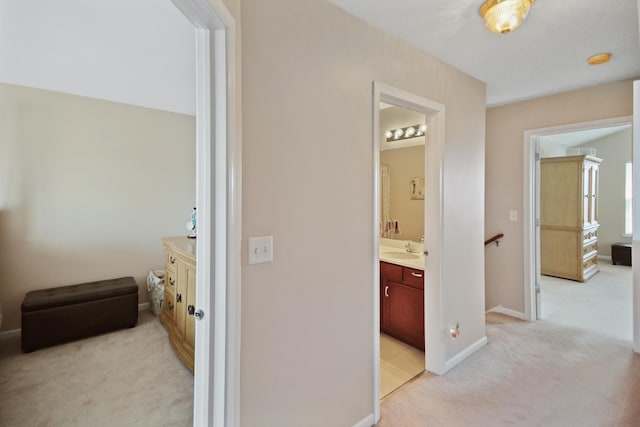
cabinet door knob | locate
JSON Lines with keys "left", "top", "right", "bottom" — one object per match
{"left": 188, "top": 305, "right": 195, "bottom": 315}
{"left": 411, "top": 272, "right": 423, "bottom": 278}
{"left": 384, "top": 286, "right": 389, "bottom": 298}
{"left": 176, "top": 293, "right": 182, "bottom": 303}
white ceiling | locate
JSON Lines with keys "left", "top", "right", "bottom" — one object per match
{"left": 5, "top": 1, "right": 639, "bottom": 112}
{"left": 540, "top": 124, "right": 631, "bottom": 147}
{"left": 0, "top": 0, "right": 195, "bottom": 115}
{"left": 328, "top": 0, "right": 640, "bottom": 106}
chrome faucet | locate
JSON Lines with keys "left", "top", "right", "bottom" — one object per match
{"left": 405, "top": 241, "right": 416, "bottom": 253}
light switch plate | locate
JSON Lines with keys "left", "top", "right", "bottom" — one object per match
{"left": 248, "top": 236, "right": 273, "bottom": 264}
{"left": 509, "top": 210, "right": 518, "bottom": 222}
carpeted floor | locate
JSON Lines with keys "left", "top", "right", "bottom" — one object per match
{"left": 1, "top": 261, "right": 638, "bottom": 426}
{"left": 0, "top": 311, "right": 193, "bottom": 427}
{"left": 540, "top": 261, "right": 632, "bottom": 341}
{"left": 378, "top": 260, "right": 640, "bottom": 426}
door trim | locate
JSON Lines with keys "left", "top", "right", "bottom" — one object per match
{"left": 170, "top": 1, "right": 241, "bottom": 426}
{"left": 632, "top": 80, "right": 640, "bottom": 353}
{"left": 523, "top": 116, "right": 632, "bottom": 323}
{"left": 372, "top": 82, "right": 445, "bottom": 423}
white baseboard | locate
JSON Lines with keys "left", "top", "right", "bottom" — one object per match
{"left": 443, "top": 336, "right": 487, "bottom": 373}
{"left": 0, "top": 303, "right": 151, "bottom": 340}
{"left": 598, "top": 255, "right": 612, "bottom": 261}
{"left": 352, "top": 413, "right": 375, "bottom": 427}
{"left": 0, "top": 328, "right": 20, "bottom": 340}
{"left": 486, "top": 305, "right": 527, "bottom": 320}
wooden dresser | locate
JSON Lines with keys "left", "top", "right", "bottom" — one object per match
{"left": 540, "top": 155, "right": 601, "bottom": 282}
{"left": 160, "top": 237, "right": 196, "bottom": 372}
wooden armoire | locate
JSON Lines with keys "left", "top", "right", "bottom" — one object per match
{"left": 540, "top": 155, "right": 601, "bottom": 282}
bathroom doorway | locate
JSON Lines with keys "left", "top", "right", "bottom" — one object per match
{"left": 378, "top": 103, "right": 426, "bottom": 398}
{"left": 371, "top": 81, "right": 446, "bottom": 423}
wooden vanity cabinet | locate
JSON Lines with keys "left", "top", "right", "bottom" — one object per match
{"left": 160, "top": 237, "right": 196, "bottom": 372}
{"left": 380, "top": 261, "right": 424, "bottom": 350}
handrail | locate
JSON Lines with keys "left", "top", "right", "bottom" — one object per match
{"left": 485, "top": 233, "right": 504, "bottom": 247}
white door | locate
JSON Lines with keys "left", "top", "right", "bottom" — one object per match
{"left": 534, "top": 140, "right": 542, "bottom": 319}
{"left": 632, "top": 80, "right": 640, "bottom": 353}
{"left": 170, "top": 1, "right": 240, "bottom": 426}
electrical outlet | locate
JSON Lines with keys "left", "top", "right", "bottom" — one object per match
{"left": 509, "top": 210, "right": 518, "bottom": 222}
{"left": 248, "top": 236, "right": 273, "bottom": 264}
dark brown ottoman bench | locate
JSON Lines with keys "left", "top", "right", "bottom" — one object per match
{"left": 612, "top": 243, "right": 632, "bottom": 266}
{"left": 21, "top": 277, "right": 138, "bottom": 352}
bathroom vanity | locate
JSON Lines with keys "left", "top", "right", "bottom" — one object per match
{"left": 379, "top": 239, "right": 425, "bottom": 351}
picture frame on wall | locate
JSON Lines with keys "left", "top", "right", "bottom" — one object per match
{"left": 410, "top": 176, "right": 424, "bottom": 200}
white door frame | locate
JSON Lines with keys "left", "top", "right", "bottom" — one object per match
{"left": 372, "top": 82, "right": 445, "bottom": 423}
{"left": 523, "top": 116, "right": 635, "bottom": 343}
{"left": 632, "top": 80, "right": 640, "bottom": 353}
{"left": 170, "top": 1, "right": 241, "bottom": 426}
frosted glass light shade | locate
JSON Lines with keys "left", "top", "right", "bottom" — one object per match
{"left": 480, "top": 0, "right": 534, "bottom": 34}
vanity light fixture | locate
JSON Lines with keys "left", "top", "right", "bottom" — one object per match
{"left": 480, "top": 0, "right": 535, "bottom": 34}
{"left": 385, "top": 124, "right": 427, "bottom": 142}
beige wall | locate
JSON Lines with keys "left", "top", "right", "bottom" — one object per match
{"left": 485, "top": 80, "right": 634, "bottom": 313}
{"left": 380, "top": 145, "right": 425, "bottom": 242}
{"left": 0, "top": 83, "right": 195, "bottom": 331}
{"left": 578, "top": 129, "right": 633, "bottom": 256}
{"left": 240, "top": 0, "right": 485, "bottom": 425}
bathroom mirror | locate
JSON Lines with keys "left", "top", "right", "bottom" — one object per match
{"left": 379, "top": 103, "right": 425, "bottom": 242}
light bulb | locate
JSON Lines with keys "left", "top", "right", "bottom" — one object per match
{"left": 405, "top": 127, "right": 416, "bottom": 138}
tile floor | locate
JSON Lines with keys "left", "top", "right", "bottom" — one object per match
{"left": 379, "top": 333, "right": 425, "bottom": 399}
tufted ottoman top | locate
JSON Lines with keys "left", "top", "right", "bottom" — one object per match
{"left": 22, "top": 277, "right": 138, "bottom": 313}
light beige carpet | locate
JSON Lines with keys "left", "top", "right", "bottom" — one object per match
{"left": 540, "top": 260, "right": 632, "bottom": 341}
{"left": 378, "top": 260, "right": 640, "bottom": 426}
{"left": 0, "top": 311, "right": 193, "bottom": 427}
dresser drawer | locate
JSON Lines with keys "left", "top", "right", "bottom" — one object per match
{"left": 402, "top": 267, "right": 424, "bottom": 290}
{"left": 582, "top": 241, "right": 598, "bottom": 258}
{"left": 160, "top": 291, "right": 176, "bottom": 327}
{"left": 166, "top": 251, "right": 178, "bottom": 272}
{"left": 583, "top": 255, "right": 598, "bottom": 273}
{"left": 165, "top": 268, "right": 177, "bottom": 293}
{"left": 165, "top": 290, "right": 175, "bottom": 310}
{"left": 583, "top": 229, "right": 598, "bottom": 244}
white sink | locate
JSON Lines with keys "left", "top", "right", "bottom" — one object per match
{"left": 380, "top": 251, "right": 420, "bottom": 260}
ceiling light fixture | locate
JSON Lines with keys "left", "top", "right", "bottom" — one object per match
{"left": 588, "top": 53, "right": 611, "bottom": 65}
{"left": 480, "top": 0, "right": 535, "bottom": 34}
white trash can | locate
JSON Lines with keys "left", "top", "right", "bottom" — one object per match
{"left": 146, "top": 270, "right": 165, "bottom": 316}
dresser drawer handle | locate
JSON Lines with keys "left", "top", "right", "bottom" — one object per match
{"left": 169, "top": 256, "right": 176, "bottom": 264}
{"left": 411, "top": 272, "right": 423, "bottom": 278}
